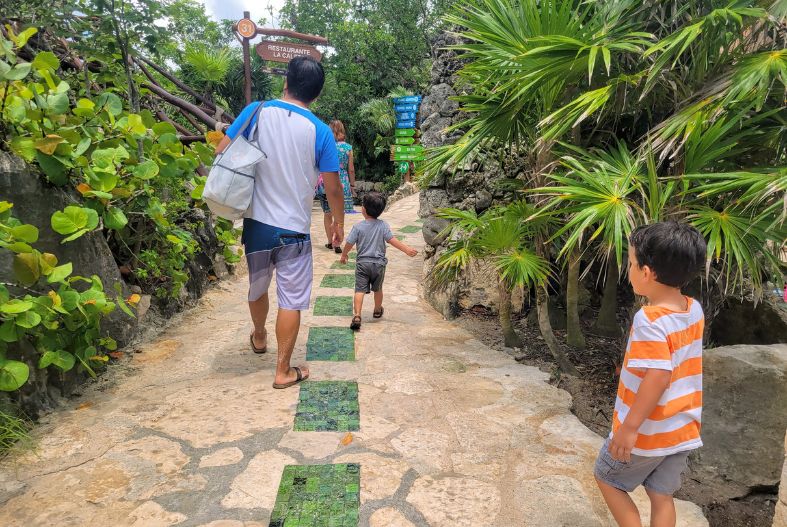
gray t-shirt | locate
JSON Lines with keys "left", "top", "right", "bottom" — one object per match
{"left": 346, "top": 219, "right": 394, "bottom": 264}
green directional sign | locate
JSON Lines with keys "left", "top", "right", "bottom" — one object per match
{"left": 395, "top": 128, "right": 417, "bottom": 137}
{"left": 391, "top": 151, "right": 425, "bottom": 161}
{"left": 395, "top": 136, "right": 416, "bottom": 145}
{"left": 392, "top": 145, "right": 424, "bottom": 155}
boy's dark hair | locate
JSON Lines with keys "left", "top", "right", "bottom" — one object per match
{"left": 362, "top": 192, "right": 387, "bottom": 218}
{"left": 629, "top": 222, "right": 707, "bottom": 287}
{"left": 286, "top": 57, "right": 325, "bottom": 103}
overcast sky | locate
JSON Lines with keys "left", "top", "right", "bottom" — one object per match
{"left": 202, "top": 0, "right": 286, "bottom": 26}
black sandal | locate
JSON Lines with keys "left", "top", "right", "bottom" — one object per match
{"left": 350, "top": 316, "right": 362, "bottom": 331}
{"left": 373, "top": 307, "right": 384, "bottom": 319}
{"left": 334, "top": 246, "right": 342, "bottom": 254}
{"left": 325, "top": 243, "right": 333, "bottom": 250}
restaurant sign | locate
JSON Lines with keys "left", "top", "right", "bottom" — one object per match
{"left": 256, "top": 41, "right": 322, "bottom": 63}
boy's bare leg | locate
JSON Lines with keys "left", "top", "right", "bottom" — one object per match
{"left": 273, "top": 308, "right": 309, "bottom": 384}
{"left": 646, "top": 489, "right": 676, "bottom": 527}
{"left": 353, "top": 292, "right": 365, "bottom": 317}
{"left": 596, "top": 478, "right": 642, "bottom": 527}
{"left": 373, "top": 289, "right": 383, "bottom": 311}
{"left": 249, "top": 294, "right": 269, "bottom": 348}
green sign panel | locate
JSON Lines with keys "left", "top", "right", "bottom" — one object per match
{"left": 392, "top": 152, "right": 425, "bottom": 161}
{"left": 398, "top": 161, "right": 410, "bottom": 174}
{"left": 392, "top": 145, "right": 424, "bottom": 155}
{"left": 394, "top": 128, "right": 417, "bottom": 137}
{"left": 395, "top": 137, "right": 416, "bottom": 145}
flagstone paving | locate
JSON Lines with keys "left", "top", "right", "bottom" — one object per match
{"left": 0, "top": 194, "right": 707, "bottom": 526}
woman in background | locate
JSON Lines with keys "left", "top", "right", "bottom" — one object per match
{"left": 317, "top": 120, "right": 356, "bottom": 252}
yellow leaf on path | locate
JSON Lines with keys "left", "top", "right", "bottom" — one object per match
{"left": 76, "top": 402, "right": 93, "bottom": 410}
{"left": 76, "top": 183, "right": 92, "bottom": 195}
{"left": 127, "top": 293, "right": 141, "bottom": 305}
{"left": 34, "top": 134, "right": 64, "bottom": 155}
{"left": 206, "top": 130, "right": 224, "bottom": 147}
{"left": 89, "top": 355, "right": 109, "bottom": 362}
{"left": 340, "top": 433, "right": 353, "bottom": 446}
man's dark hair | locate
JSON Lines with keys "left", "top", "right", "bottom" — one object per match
{"left": 362, "top": 192, "right": 386, "bottom": 218}
{"left": 286, "top": 56, "right": 325, "bottom": 103}
{"left": 629, "top": 222, "right": 707, "bottom": 287}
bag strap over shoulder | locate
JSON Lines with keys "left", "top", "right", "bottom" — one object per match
{"left": 247, "top": 103, "right": 266, "bottom": 142}
{"left": 228, "top": 102, "right": 265, "bottom": 144}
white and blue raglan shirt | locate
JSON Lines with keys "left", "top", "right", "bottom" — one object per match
{"left": 225, "top": 100, "right": 340, "bottom": 234}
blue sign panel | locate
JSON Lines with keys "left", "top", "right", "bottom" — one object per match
{"left": 394, "top": 104, "right": 419, "bottom": 113}
{"left": 396, "top": 111, "right": 417, "bottom": 121}
{"left": 396, "top": 120, "right": 417, "bottom": 129}
{"left": 392, "top": 95, "right": 422, "bottom": 105}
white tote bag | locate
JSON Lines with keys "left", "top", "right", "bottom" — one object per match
{"left": 203, "top": 104, "right": 266, "bottom": 220}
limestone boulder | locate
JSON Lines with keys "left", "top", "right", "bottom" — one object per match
{"left": 711, "top": 294, "right": 787, "bottom": 346}
{"left": 774, "top": 431, "right": 787, "bottom": 527}
{"left": 692, "top": 344, "right": 787, "bottom": 499}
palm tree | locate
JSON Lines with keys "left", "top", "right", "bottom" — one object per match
{"left": 423, "top": 0, "right": 786, "bottom": 359}
{"left": 430, "top": 202, "right": 579, "bottom": 374}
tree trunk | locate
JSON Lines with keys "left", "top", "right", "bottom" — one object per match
{"left": 566, "top": 248, "right": 586, "bottom": 349}
{"left": 498, "top": 281, "right": 523, "bottom": 348}
{"left": 593, "top": 258, "right": 622, "bottom": 337}
{"left": 537, "top": 286, "right": 579, "bottom": 376}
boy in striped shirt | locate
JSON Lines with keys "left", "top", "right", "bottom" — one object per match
{"left": 595, "top": 222, "right": 706, "bottom": 527}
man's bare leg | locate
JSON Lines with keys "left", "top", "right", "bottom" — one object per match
{"left": 249, "top": 294, "right": 269, "bottom": 349}
{"left": 323, "top": 212, "right": 333, "bottom": 245}
{"left": 273, "top": 308, "right": 309, "bottom": 384}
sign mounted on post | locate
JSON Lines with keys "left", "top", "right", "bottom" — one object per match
{"left": 256, "top": 41, "right": 322, "bottom": 63}
{"left": 234, "top": 11, "right": 328, "bottom": 105}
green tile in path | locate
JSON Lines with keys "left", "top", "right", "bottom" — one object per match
{"left": 306, "top": 327, "right": 355, "bottom": 361}
{"left": 320, "top": 274, "right": 355, "bottom": 289}
{"left": 294, "top": 381, "right": 359, "bottom": 432}
{"left": 395, "top": 234, "right": 405, "bottom": 241}
{"left": 399, "top": 225, "right": 421, "bottom": 233}
{"left": 330, "top": 261, "right": 355, "bottom": 271}
{"left": 269, "top": 463, "right": 360, "bottom": 527}
{"left": 313, "top": 296, "right": 353, "bottom": 316}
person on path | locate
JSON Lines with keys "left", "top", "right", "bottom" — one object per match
{"left": 315, "top": 120, "right": 356, "bottom": 253}
{"left": 339, "top": 192, "right": 417, "bottom": 331}
{"left": 595, "top": 222, "right": 706, "bottom": 527}
{"left": 214, "top": 56, "right": 345, "bottom": 389}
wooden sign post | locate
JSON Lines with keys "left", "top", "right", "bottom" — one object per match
{"left": 233, "top": 12, "right": 328, "bottom": 106}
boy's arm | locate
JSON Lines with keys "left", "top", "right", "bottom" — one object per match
{"left": 387, "top": 237, "right": 418, "bottom": 257}
{"left": 340, "top": 242, "right": 355, "bottom": 264}
{"left": 609, "top": 368, "right": 671, "bottom": 462}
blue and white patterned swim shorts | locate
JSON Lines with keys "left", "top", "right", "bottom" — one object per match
{"left": 241, "top": 218, "right": 313, "bottom": 311}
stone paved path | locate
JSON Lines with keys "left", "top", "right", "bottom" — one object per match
{"left": 0, "top": 194, "right": 707, "bottom": 526}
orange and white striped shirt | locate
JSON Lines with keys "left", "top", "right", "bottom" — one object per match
{"left": 611, "top": 297, "right": 704, "bottom": 456}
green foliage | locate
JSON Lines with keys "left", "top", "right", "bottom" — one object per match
{"left": 0, "top": 203, "right": 119, "bottom": 392}
{"left": 0, "top": 410, "right": 31, "bottom": 455}
{"left": 0, "top": 31, "right": 240, "bottom": 298}
{"left": 429, "top": 0, "right": 787, "bottom": 299}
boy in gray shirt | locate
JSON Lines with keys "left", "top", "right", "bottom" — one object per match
{"left": 340, "top": 192, "right": 418, "bottom": 330}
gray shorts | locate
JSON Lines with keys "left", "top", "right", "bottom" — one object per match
{"left": 594, "top": 438, "right": 690, "bottom": 495}
{"left": 355, "top": 261, "right": 386, "bottom": 293}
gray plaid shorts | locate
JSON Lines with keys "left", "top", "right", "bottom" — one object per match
{"left": 355, "top": 261, "right": 386, "bottom": 293}
{"left": 594, "top": 438, "right": 690, "bottom": 495}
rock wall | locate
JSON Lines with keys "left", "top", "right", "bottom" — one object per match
{"left": 418, "top": 32, "right": 526, "bottom": 319}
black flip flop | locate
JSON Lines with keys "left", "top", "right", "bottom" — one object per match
{"left": 373, "top": 307, "right": 384, "bottom": 319}
{"left": 325, "top": 243, "right": 334, "bottom": 250}
{"left": 272, "top": 366, "right": 309, "bottom": 389}
{"left": 250, "top": 334, "right": 267, "bottom": 354}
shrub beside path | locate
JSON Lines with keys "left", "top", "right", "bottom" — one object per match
{"left": 0, "top": 194, "right": 707, "bottom": 526}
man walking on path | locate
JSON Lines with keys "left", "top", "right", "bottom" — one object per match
{"left": 214, "top": 57, "right": 345, "bottom": 389}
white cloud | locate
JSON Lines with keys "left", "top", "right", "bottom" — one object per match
{"left": 201, "top": 0, "right": 286, "bottom": 27}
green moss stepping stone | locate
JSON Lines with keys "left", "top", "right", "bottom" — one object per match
{"left": 399, "top": 225, "right": 421, "bottom": 233}
{"left": 294, "top": 381, "right": 359, "bottom": 432}
{"left": 395, "top": 235, "right": 405, "bottom": 241}
{"left": 330, "top": 261, "right": 355, "bottom": 271}
{"left": 320, "top": 274, "right": 355, "bottom": 289}
{"left": 306, "top": 327, "right": 355, "bottom": 361}
{"left": 313, "top": 296, "right": 353, "bottom": 316}
{"left": 269, "top": 463, "right": 360, "bottom": 527}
